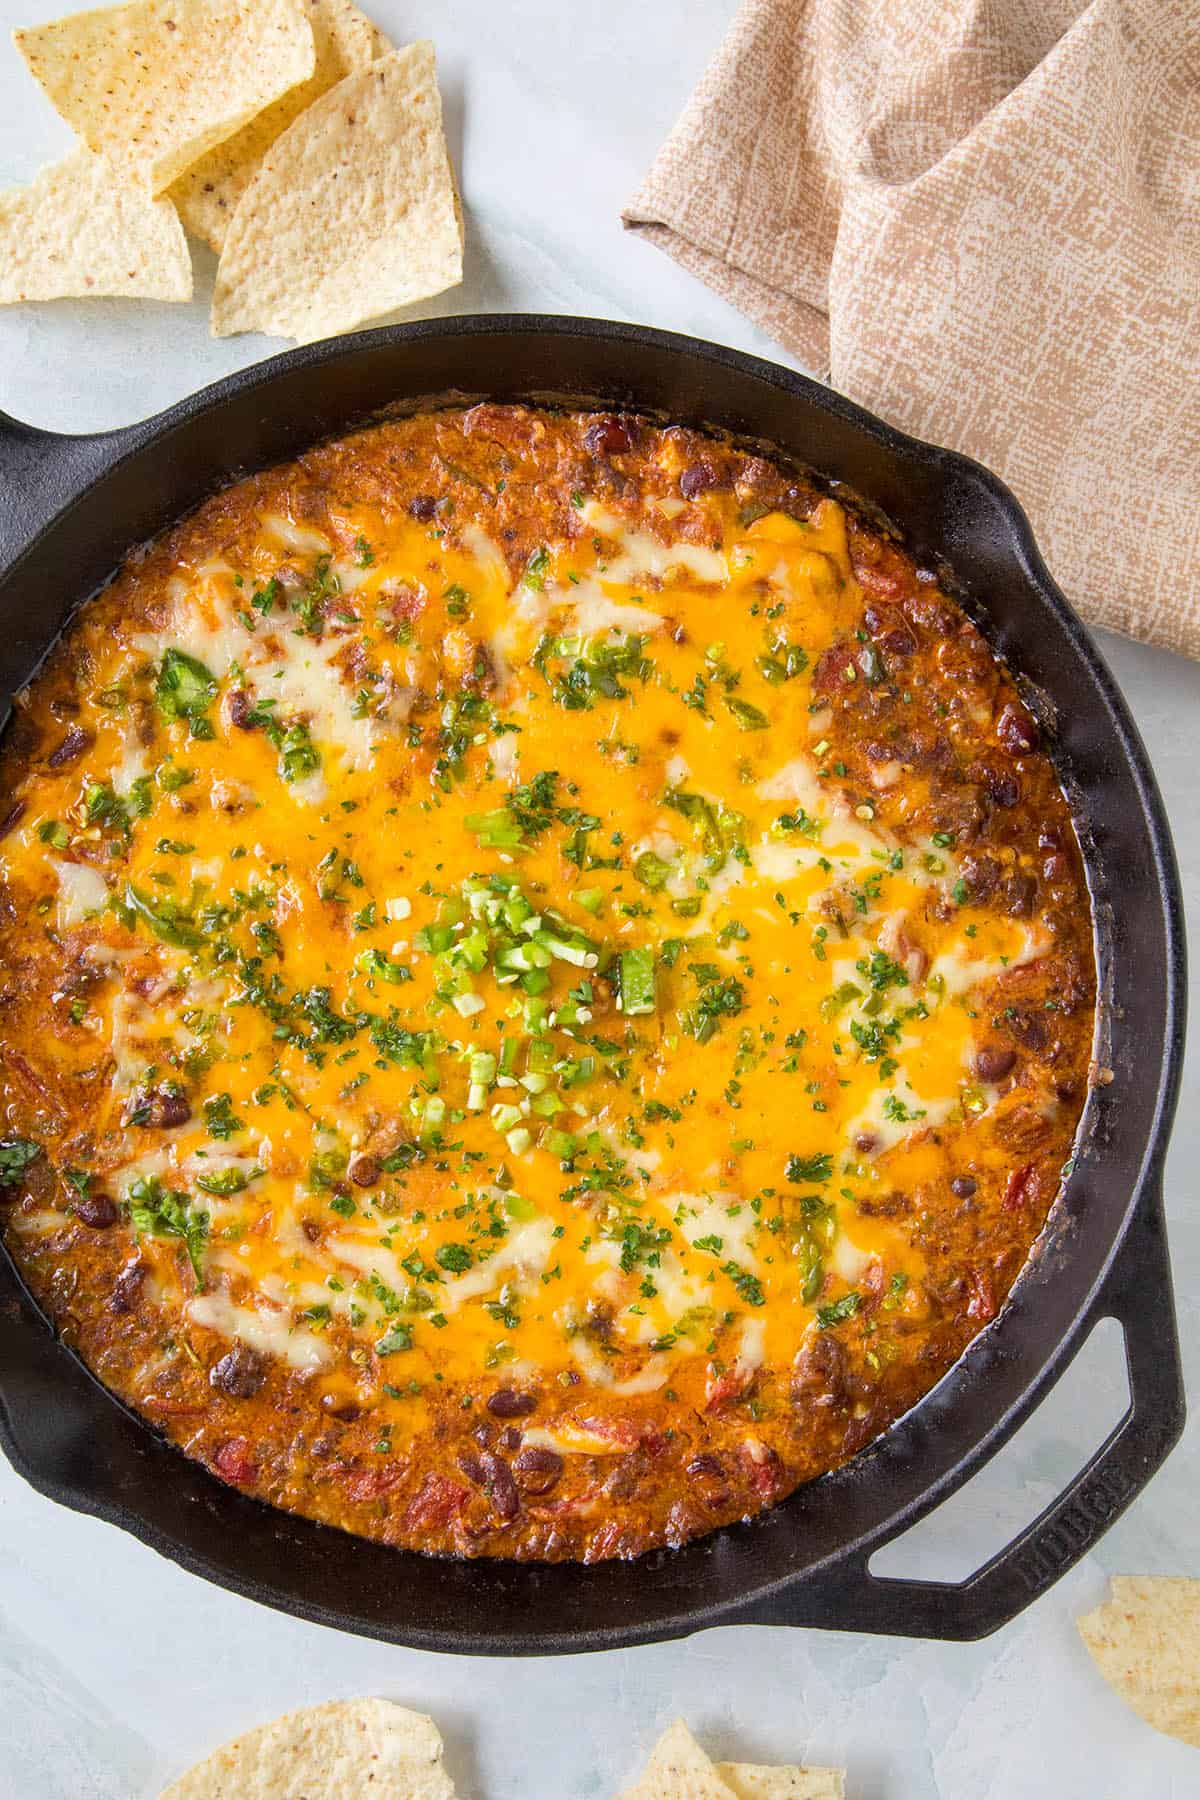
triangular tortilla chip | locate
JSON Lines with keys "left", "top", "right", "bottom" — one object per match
{"left": 169, "top": 0, "right": 389, "bottom": 253}
{"left": 210, "top": 41, "right": 463, "bottom": 344}
{"left": 617, "top": 1720, "right": 737, "bottom": 1799}
{"left": 717, "top": 1763, "right": 846, "bottom": 1799}
{"left": 14, "top": 0, "right": 316, "bottom": 195}
{"left": 0, "top": 148, "right": 191, "bottom": 303}
{"left": 1078, "top": 1575, "right": 1200, "bottom": 1748}
{"left": 158, "top": 1697, "right": 457, "bottom": 1798}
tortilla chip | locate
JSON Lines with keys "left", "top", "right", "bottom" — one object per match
{"left": 717, "top": 1763, "right": 846, "bottom": 1799}
{"left": 1078, "top": 1575, "right": 1200, "bottom": 1748}
{"left": 14, "top": 0, "right": 316, "bottom": 195}
{"left": 210, "top": 41, "right": 463, "bottom": 344}
{"left": 169, "top": 0, "right": 389, "bottom": 253}
{"left": 158, "top": 1697, "right": 456, "bottom": 1799}
{"left": 616, "top": 1720, "right": 737, "bottom": 1799}
{"left": 0, "top": 148, "right": 191, "bottom": 303}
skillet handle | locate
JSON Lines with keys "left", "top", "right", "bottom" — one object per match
{"left": 740, "top": 1186, "right": 1185, "bottom": 1641}
{"left": 0, "top": 408, "right": 132, "bottom": 582}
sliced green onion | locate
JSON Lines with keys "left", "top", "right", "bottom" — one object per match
{"left": 618, "top": 946, "right": 657, "bottom": 1016}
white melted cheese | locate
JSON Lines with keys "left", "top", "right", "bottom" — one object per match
{"left": 564, "top": 578, "right": 665, "bottom": 638}
{"left": 579, "top": 500, "right": 728, "bottom": 585}
{"left": 260, "top": 513, "right": 331, "bottom": 555}
{"left": 829, "top": 1232, "right": 875, "bottom": 1283}
{"left": 187, "top": 1290, "right": 331, "bottom": 1370}
{"left": 52, "top": 859, "right": 108, "bottom": 927}
{"left": 257, "top": 628, "right": 376, "bottom": 773}
{"left": 677, "top": 1193, "right": 761, "bottom": 1265}
{"left": 137, "top": 581, "right": 378, "bottom": 803}
{"left": 735, "top": 1315, "right": 768, "bottom": 1376}
{"left": 109, "top": 730, "right": 150, "bottom": 799}
{"left": 326, "top": 1216, "right": 556, "bottom": 1317}
{"left": 928, "top": 924, "right": 1050, "bottom": 999}
{"left": 845, "top": 1082, "right": 959, "bottom": 1154}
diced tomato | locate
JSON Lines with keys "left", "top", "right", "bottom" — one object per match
{"left": 849, "top": 537, "right": 917, "bottom": 601}
{"left": 738, "top": 1439, "right": 788, "bottom": 1500}
{"left": 212, "top": 1437, "right": 256, "bottom": 1486}
{"left": 345, "top": 1465, "right": 405, "bottom": 1504}
{"left": 966, "top": 1268, "right": 997, "bottom": 1322}
{"left": 1002, "top": 1161, "right": 1039, "bottom": 1212}
{"left": 403, "top": 1471, "right": 469, "bottom": 1532}
{"left": 812, "top": 640, "right": 859, "bottom": 695}
{"left": 705, "top": 1367, "right": 752, "bottom": 1411}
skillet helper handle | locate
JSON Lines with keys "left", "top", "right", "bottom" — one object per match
{"left": 0, "top": 408, "right": 128, "bottom": 582}
{"left": 742, "top": 1185, "right": 1184, "bottom": 1641}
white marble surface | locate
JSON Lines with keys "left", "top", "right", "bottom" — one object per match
{"left": 0, "top": 3, "right": 1197, "bottom": 1795}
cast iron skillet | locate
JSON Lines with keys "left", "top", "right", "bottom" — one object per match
{"left": 0, "top": 316, "right": 1186, "bottom": 1653}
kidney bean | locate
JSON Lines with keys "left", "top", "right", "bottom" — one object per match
{"left": 583, "top": 416, "right": 637, "bottom": 458}
{"left": 210, "top": 1343, "right": 268, "bottom": 1399}
{"left": 408, "top": 494, "right": 438, "bottom": 521}
{"left": 47, "top": 725, "right": 92, "bottom": 767}
{"left": 475, "top": 1450, "right": 519, "bottom": 1520}
{"left": 996, "top": 702, "right": 1039, "bottom": 754}
{"left": 347, "top": 1153, "right": 381, "bottom": 1188}
{"left": 513, "top": 1445, "right": 563, "bottom": 1494}
{"left": 109, "top": 1258, "right": 146, "bottom": 1314}
{"left": 72, "top": 1188, "right": 117, "bottom": 1228}
{"left": 486, "top": 1387, "right": 537, "bottom": 1418}
{"left": 458, "top": 1451, "right": 486, "bottom": 1484}
{"left": 973, "top": 1045, "right": 1017, "bottom": 1083}
{"left": 155, "top": 1088, "right": 192, "bottom": 1128}
{"left": 499, "top": 1426, "right": 522, "bottom": 1452}
{"left": 679, "top": 461, "right": 720, "bottom": 500}
{"left": 0, "top": 801, "right": 27, "bottom": 838}
{"left": 950, "top": 1175, "right": 977, "bottom": 1199}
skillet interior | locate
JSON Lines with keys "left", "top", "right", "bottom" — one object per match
{"left": 0, "top": 318, "right": 1184, "bottom": 1650}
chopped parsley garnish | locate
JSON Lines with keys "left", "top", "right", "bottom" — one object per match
{"left": 816, "top": 1290, "right": 861, "bottom": 1329}
{"left": 786, "top": 1152, "right": 833, "bottom": 1184}
{"left": 126, "top": 1176, "right": 209, "bottom": 1286}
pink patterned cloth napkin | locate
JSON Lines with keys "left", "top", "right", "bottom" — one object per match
{"left": 624, "top": 0, "right": 1200, "bottom": 658}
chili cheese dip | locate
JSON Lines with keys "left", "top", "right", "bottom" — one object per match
{"left": 0, "top": 406, "right": 1096, "bottom": 1561}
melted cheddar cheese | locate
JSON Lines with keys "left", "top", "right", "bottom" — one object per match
{"left": 0, "top": 408, "right": 1095, "bottom": 1560}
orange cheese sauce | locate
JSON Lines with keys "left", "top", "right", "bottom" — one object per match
{"left": 0, "top": 408, "right": 1095, "bottom": 1559}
